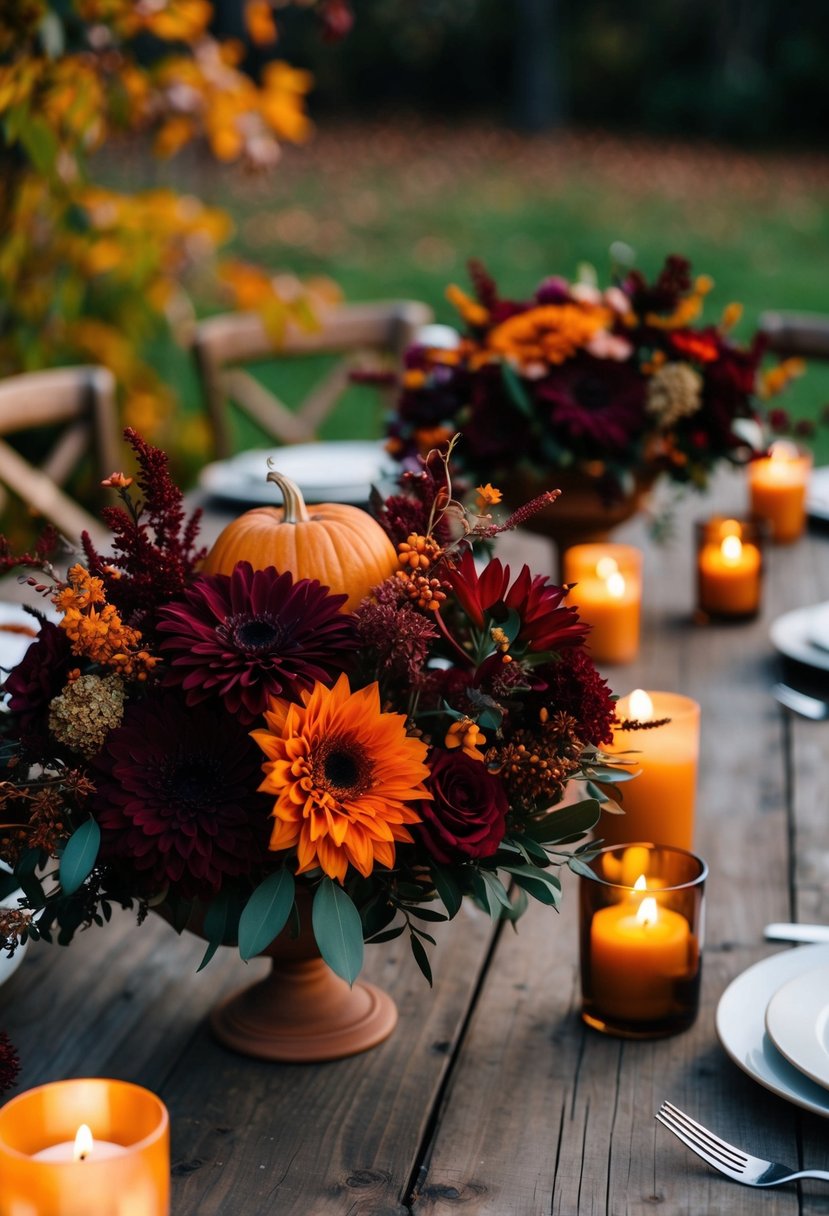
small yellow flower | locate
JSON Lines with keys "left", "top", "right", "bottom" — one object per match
{"left": 475, "top": 483, "right": 502, "bottom": 510}
{"left": 445, "top": 718, "right": 487, "bottom": 762}
{"left": 101, "top": 473, "right": 133, "bottom": 489}
{"left": 446, "top": 284, "right": 490, "bottom": 328}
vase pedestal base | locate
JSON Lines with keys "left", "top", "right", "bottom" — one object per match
{"left": 210, "top": 956, "right": 398, "bottom": 1063}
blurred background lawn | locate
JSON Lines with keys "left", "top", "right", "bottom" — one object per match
{"left": 120, "top": 120, "right": 829, "bottom": 471}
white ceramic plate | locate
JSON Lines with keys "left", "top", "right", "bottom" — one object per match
{"left": 198, "top": 440, "right": 396, "bottom": 506}
{"left": 770, "top": 603, "right": 829, "bottom": 673}
{"left": 0, "top": 603, "right": 41, "bottom": 674}
{"left": 765, "top": 964, "right": 829, "bottom": 1090}
{"left": 716, "top": 945, "right": 829, "bottom": 1117}
{"left": 807, "top": 466, "right": 829, "bottom": 521}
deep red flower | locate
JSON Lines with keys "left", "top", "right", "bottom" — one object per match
{"left": 446, "top": 549, "right": 588, "bottom": 651}
{"left": 415, "top": 749, "right": 508, "bottom": 864}
{"left": 4, "top": 620, "right": 72, "bottom": 748}
{"left": 535, "top": 355, "right": 647, "bottom": 456}
{"left": 157, "top": 561, "right": 355, "bottom": 724}
{"left": 531, "top": 649, "right": 616, "bottom": 746}
{"left": 90, "top": 693, "right": 270, "bottom": 899}
{"left": 0, "top": 1030, "right": 20, "bottom": 1095}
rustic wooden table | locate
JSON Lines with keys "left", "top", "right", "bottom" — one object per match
{"left": 3, "top": 468, "right": 829, "bottom": 1215}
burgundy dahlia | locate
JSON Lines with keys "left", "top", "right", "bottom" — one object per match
{"left": 535, "top": 355, "right": 647, "bottom": 457}
{"left": 90, "top": 693, "right": 270, "bottom": 899}
{"left": 157, "top": 561, "right": 356, "bottom": 724}
{"left": 4, "top": 620, "right": 72, "bottom": 749}
{"left": 532, "top": 648, "right": 616, "bottom": 746}
{"left": 416, "top": 749, "right": 508, "bottom": 864}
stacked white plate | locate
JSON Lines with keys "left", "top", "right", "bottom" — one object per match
{"left": 198, "top": 440, "right": 397, "bottom": 506}
{"left": 717, "top": 945, "right": 829, "bottom": 1116}
{"left": 770, "top": 601, "right": 829, "bottom": 672}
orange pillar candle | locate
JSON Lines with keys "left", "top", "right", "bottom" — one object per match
{"left": 563, "top": 544, "right": 642, "bottom": 664}
{"left": 589, "top": 877, "right": 691, "bottom": 1021}
{"left": 0, "top": 1078, "right": 169, "bottom": 1216}
{"left": 748, "top": 441, "right": 812, "bottom": 543}
{"left": 601, "top": 689, "right": 701, "bottom": 850}
{"left": 696, "top": 518, "right": 762, "bottom": 618}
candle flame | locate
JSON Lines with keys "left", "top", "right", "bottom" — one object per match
{"left": 636, "top": 896, "right": 659, "bottom": 927}
{"left": 606, "top": 571, "right": 626, "bottom": 599}
{"left": 595, "top": 556, "right": 619, "bottom": 580}
{"left": 628, "top": 688, "right": 653, "bottom": 721}
{"left": 633, "top": 874, "right": 647, "bottom": 891}
{"left": 769, "top": 439, "right": 799, "bottom": 463}
{"left": 73, "top": 1124, "right": 94, "bottom": 1162}
{"left": 720, "top": 534, "right": 743, "bottom": 563}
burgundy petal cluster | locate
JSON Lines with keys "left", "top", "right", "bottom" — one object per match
{"left": 415, "top": 749, "right": 507, "bottom": 864}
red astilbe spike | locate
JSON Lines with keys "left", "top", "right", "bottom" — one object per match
{"left": 0, "top": 1030, "right": 20, "bottom": 1095}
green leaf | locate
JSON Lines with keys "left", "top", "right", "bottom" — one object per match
{"left": 0, "top": 870, "right": 20, "bottom": 901}
{"left": 503, "top": 864, "right": 562, "bottom": 906}
{"left": 21, "top": 118, "right": 59, "bottom": 176}
{"left": 568, "top": 857, "right": 599, "bottom": 880}
{"left": 238, "top": 869, "right": 295, "bottom": 961}
{"left": 366, "top": 924, "right": 405, "bottom": 944}
{"left": 503, "top": 884, "right": 529, "bottom": 923}
{"left": 59, "top": 818, "right": 100, "bottom": 895}
{"left": 312, "top": 878, "right": 364, "bottom": 986}
{"left": 470, "top": 869, "right": 513, "bottom": 919}
{"left": 409, "top": 933, "right": 433, "bottom": 986}
{"left": 197, "top": 890, "right": 232, "bottom": 972}
{"left": 525, "top": 798, "right": 601, "bottom": 844}
{"left": 402, "top": 904, "right": 447, "bottom": 923}
{"left": 430, "top": 863, "right": 463, "bottom": 919}
{"left": 501, "top": 362, "right": 535, "bottom": 419}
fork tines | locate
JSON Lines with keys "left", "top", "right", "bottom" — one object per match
{"left": 656, "top": 1101, "right": 748, "bottom": 1177}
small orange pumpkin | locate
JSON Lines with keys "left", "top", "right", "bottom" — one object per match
{"left": 202, "top": 469, "right": 398, "bottom": 610}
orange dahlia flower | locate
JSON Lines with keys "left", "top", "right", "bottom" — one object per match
{"left": 252, "top": 674, "right": 430, "bottom": 883}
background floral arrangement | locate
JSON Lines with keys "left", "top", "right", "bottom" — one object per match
{"left": 387, "top": 255, "right": 808, "bottom": 502}
{"left": 0, "top": 433, "right": 634, "bottom": 984}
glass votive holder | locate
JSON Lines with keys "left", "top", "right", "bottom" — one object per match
{"left": 562, "top": 543, "right": 643, "bottom": 665}
{"left": 579, "top": 842, "right": 707, "bottom": 1039}
{"left": 748, "top": 441, "right": 813, "bottom": 544}
{"left": 695, "top": 516, "right": 765, "bottom": 621}
{"left": 0, "top": 1078, "right": 170, "bottom": 1216}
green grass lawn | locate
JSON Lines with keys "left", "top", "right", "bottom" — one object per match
{"left": 149, "top": 122, "right": 829, "bottom": 468}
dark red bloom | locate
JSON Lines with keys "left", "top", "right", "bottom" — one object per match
{"left": 531, "top": 649, "right": 616, "bottom": 746}
{"left": 535, "top": 355, "right": 647, "bottom": 457}
{"left": 0, "top": 1030, "right": 20, "bottom": 1095}
{"left": 91, "top": 693, "right": 270, "bottom": 899}
{"left": 446, "top": 549, "right": 588, "bottom": 651}
{"left": 4, "top": 621, "right": 72, "bottom": 748}
{"left": 416, "top": 749, "right": 508, "bottom": 864}
{"left": 157, "top": 562, "right": 355, "bottom": 724}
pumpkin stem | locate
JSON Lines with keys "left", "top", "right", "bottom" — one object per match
{"left": 266, "top": 469, "right": 311, "bottom": 524}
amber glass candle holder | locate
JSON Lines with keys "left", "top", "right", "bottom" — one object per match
{"left": 748, "top": 441, "right": 813, "bottom": 544}
{"left": 562, "top": 543, "right": 643, "bottom": 665}
{"left": 695, "top": 516, "right": 765, "bottom": 621}
{"left": 580, "top": 843, "right": 707, "bottom": 1039}
{"left": 0, "top": 1078, "right": 170, "bottom": 1216}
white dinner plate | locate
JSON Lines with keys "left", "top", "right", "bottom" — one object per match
{"left": 807, "top": 466, "right": 829, "bottom": 521}
{"left": 770, "top": 603, "right": 829, "bottom": 673}
{"left": 716, "top": 945, "right": 829, "bottom": 1117}
{"left": 765, "top": 964, "right": 829, "bottom": 1091}
{"left": 0, "top": 602, "right": 42, "bottom": 673}
{"left": 198, "top": 440, "right": 396, "bottom": 506}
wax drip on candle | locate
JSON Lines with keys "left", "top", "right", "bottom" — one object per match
{"left": 628, "top": 688, "right": 653, "bottom": 721}
{"left": 74, "top": 1124, "right": 93, "bottom": 1162}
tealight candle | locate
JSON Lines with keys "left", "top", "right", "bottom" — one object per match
{"left": 563, "top": 544, "right": 642, "bottom": 664}
{"left": 695, "top": 517, "right": 763, "bottom": 618}
{"left": 0, "top": 1078, "right": 169, "bottom": 1216}
{"left": 601, "top": 689, "right": 701, "bottom": 850}
{"left": 748, "top": 440, "right": 812, "bottom": 543}
{"left": 580, "top": 843, "right": 707, "bottom": 1037}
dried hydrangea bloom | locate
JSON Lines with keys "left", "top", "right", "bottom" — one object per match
{"left": 646, "top": 362, "right": 703, "bottom": 428}
{"left": 49, "top": 674, "right": 126, "bottom": 758}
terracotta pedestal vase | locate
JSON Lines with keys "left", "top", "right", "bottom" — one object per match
{"left": 509, "top": 466, "right": 658, "bottom": 577}
{"left": 166, "top": 898, "right": 397, "bottom": 1064}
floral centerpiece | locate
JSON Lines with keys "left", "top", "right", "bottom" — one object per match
{"left": 0, "top": 431, "right": 633, "bottom": 1014}
{"left": 387, "top": 256, "right": 808, "bottom": 514}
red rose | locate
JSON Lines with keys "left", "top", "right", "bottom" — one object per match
{"left": 417, "top": 750, "right": 508, "bottom": 864}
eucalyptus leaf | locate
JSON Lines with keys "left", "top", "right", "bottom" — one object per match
{"left": 197, "top": 890, "right": 232, "bottom": 972}
{"left": 568, "top": 857, "right": 599, "bottom": 880}
{"left": 0, "top": 871, "right": 20, "bottom": 901}
{"left": 59, "top": 818, "right": 100, "bottom": 896}
{"left": 366, "top": 924, "right": 405, "bottom": 944}
{"left": 526, "top": 798, "right": 600, "bottom": 844}
{"left": 507, "top": 866, "right": 562, "bottom": 906}
{"left": 503, "top": 884, "right": 529, "bottom": 923}
{"left": 430, "top": 863, "right": 463, "bottom": 919}
{"left": 402, "top": 905, "right": 447, "bottom": 923}
{"left": 312, "top": 878, "right": 364, "bottom": 986}
{"left": 470, "top": 869, "right": 513, "bottom": 919}
{"left": 409, "top": 933, "right": 433, "bottom": 987}
{"left": 238, "top": 869, "right": 295, "bottom": 961}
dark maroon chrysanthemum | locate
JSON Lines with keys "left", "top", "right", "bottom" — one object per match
{"left": 4, "top": 620, "right": 72, "bottom": 748}
{"left": 533, "top": 649, "right": 616, "bottom": 746}
{"left": 157, "top": 561, "right": 356, "bottom": 724}
{"left": 90, "top": 693, "right": 270, "bottom": 899}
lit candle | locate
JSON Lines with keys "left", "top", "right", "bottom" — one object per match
{"left": 748, "top": 440, "right": 812, "bottom": 543}
{"left": 601, "top": 689, "right": 701, "bottom": 850}
{"left": 697, "top": 519, "right": 762, "bottom": 617}
{"left": 0, "top": 1078, "right": 169, "bottom": 1216}
{"left": 589, "top": 873, "right": 693, "bottom": 1022}
{"left": 563, "top": 544, "right": 642, "bottom": 664}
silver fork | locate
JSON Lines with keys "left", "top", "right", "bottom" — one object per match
{"left": 655, "top": 1101, "right": 829, "bottom": 1187}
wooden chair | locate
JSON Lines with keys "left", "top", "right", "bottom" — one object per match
{"left": 192, "top": 299, "right": 433, "bottom": 459}
{"left": 759, "top": 311, "right": 829, "bottom": 361}
{"left": 0, "top": 366, "right": 121, "bottom": 547}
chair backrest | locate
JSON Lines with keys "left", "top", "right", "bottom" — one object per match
{"left": 759, "top": 311, "right": 829, "bottom": 361}
{"left": 0, "top": 366, "right": 120, "bottom": 547}
{"left": 193, "top": 299, "right": 433, "bottom": 459}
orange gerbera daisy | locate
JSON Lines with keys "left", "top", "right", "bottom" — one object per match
{"left": 252, "top": 674, "right": 430, "bottom": 883}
